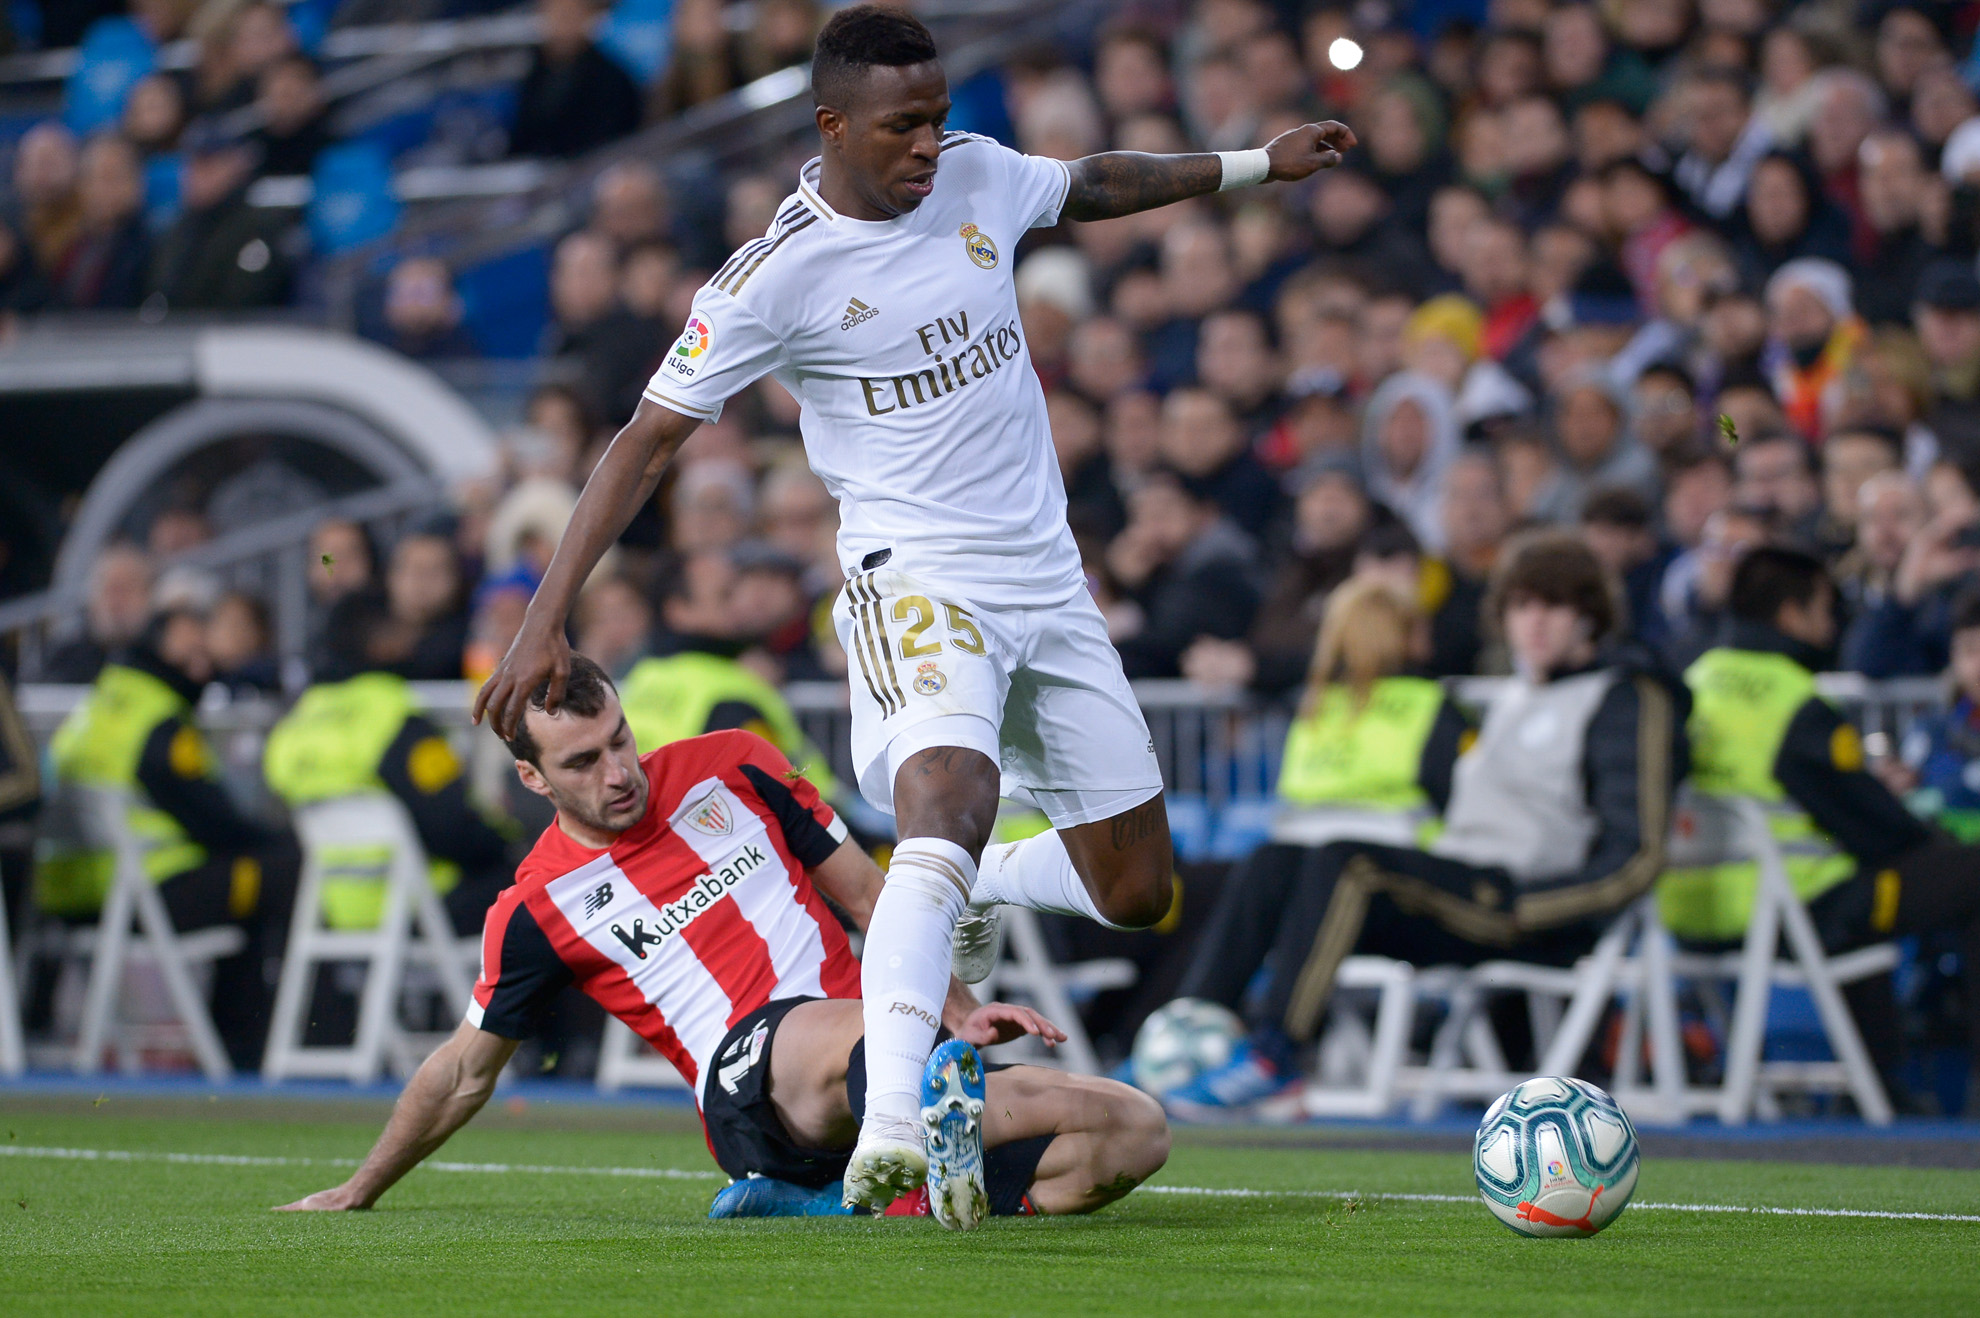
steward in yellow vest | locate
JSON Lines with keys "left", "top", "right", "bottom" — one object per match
{"left": 266, "top": 593, "right": 515, "bottom": 937}
{"left": 33, "top": 606, "right": 299, "bottom": 1070}
{"left": 619, "top": 650, "right": 837, "bottom": 796}
{"left": 1177, "top": 578, "right": 1472, "bottom": 1018}
{"left": 1661, "top": 547, "right": 1980, "bottom": 1104}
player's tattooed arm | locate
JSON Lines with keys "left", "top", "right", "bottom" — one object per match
{"left": 1060, "top": 121, "right": 1356, "bottom": 222}
{"left": 474, "top": 399, "right": 701, "bottom": 737}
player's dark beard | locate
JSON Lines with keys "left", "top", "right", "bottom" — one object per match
{"left": 560, "top": 774, "right": 648, "bottom": 839}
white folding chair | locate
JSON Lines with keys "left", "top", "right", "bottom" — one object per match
{"left": 1655, "top": 794, "right": 1895, "bottom": 1125}
{"left": 1299, "top": 901, "right": 1646, "bottom": 1121}
{"left": 0, "top": 890, "right": 24, "bottom": 1077}
{"left": 974, "top": 906, "right": 1137, "bottom": 1075}
{"left": 263, "top": 794, "right": 476, "bottom": 1084}
{"left": 595, "top": 1018, "right": 692, "bottom": 1093}
{"left": 63, "top": 786, "right": 239, "bottom": 1080}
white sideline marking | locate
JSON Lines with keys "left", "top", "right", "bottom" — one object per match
{"left": 1142, "top": 1185, "right": 1980, "bottom": 1224}
{"left": 6, "top": 1145, "right": 1978, "bottom": 1223}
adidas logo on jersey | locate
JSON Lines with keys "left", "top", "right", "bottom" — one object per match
{"left": 840, "top": 297, "right": 879, "bottom": 331}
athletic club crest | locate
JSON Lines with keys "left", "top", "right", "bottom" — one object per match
{"left": 914, "top": 661, "right": 947, "bottom": 695}
{"left": 683, "top": 789, "right": 733, "bottom": 836}
{"left": 959, "top": 222, "right": 997, "bottom": 269}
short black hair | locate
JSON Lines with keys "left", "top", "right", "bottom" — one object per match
{"left": 1581, "top": 485, "right": 1654, "bottom": 531}
{"left": 812, "top": 5, "right": 939, "bottom": 109}
{"left": 1728, "top": 545, "right": 1831, "bottom": 625}
{"left": 502, "top": 653, "right": 620, "bottom": 768}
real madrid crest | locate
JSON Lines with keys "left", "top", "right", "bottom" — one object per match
{"left": 914, "top": 661, "right": 947, "bottom": 695}
{"left": 960, "top": 222, "right": 998, "bottom": 270}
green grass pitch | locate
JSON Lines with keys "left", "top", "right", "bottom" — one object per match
{"left": 2, "top": 1094, "right": 1978, "bottom": 1316}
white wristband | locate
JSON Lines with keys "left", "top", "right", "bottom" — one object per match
{"left": 1217, "top": 148, "right": 1271, "bottom": 191}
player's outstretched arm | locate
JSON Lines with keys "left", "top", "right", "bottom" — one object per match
{"left": 273, "top": 1023, "right": 518, "bottom": 1211}
{"left": 1060, "top": 121, "right": 1356, "bottom": 222}
{"left": 473, "top": 400, "right": 702, "bottom": 738}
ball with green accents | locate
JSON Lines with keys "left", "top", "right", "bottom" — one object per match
{"left": 1473, "top": 1077, "right": 1639, "bottom": 1237}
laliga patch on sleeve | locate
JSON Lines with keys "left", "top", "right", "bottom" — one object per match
{"left": 664, "top": 314, "right": 713, "bottom": 379}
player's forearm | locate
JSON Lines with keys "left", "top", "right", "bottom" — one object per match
{"left": 521, "top": 401, "right": 693, "bottom": 632}
{"left": 1061, "top": 152, "right": 1223, "bottom": 221}
{"left": 338, "top": 1037, "right": 501, "bottom": 1207}
{"left": 941, "top": 975, "right": 980, "bottom": 1035}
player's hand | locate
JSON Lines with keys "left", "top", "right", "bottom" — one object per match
{"left": 1263, "top": 121, "right": 1357, "bottom": 182}
{"left": 471, "top": 616, "right": 570, "bottom": 740}
{"left": 958, "top": 1002, "right": 1067, "bottom": 1049}
{"left": 272, "top": 1185, "right": 369, "bottom": 1211}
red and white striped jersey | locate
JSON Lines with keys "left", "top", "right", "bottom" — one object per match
{"left": 467, "top": 730, "right": 860, "bottom": 1099}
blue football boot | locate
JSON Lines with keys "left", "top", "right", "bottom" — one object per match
{"left": 919, "top": 1038, "right": 989, "bottom": 1231}
{"left": 709, "top": 1175, "right": 857, "bottom": 1218}
{"left": 1162, "top": 1040, "right": 1292, "bottom": 1114}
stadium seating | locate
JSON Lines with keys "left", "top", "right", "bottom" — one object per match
{"left": 0, "top": 895, "right": 23, "bottom": 1077}
{"left": 973, "top": 907, "right": 1136, "bottom": 1076}
{"left": 595, "top": 1016, "right": 691, "bottom": 1092}
{"left": 264, "top": 793, "right": 477, "bottom": 1084}
{"left": 52, "top": 786, "right": 241, "bottom": 1081}
{"left": 1657, "top": 795, "right": 1896, "bottom": 1126}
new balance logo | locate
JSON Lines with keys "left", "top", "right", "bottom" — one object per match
{"left": 840, "top": 297, "right": 879, "bottom": 331}
{"left": 583, "top": 882, "right": 614, "bottom": 917}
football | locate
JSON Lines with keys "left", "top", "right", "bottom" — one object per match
{"left": 1130, "top": 997, "right": 1245, "bottom": 1095}
{"left": 1473, "top": 1077, "right": 1640, "bottom": 1237}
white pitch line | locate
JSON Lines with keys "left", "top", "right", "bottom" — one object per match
{"left": 5, "top": 1145, "right": 1979, "bottom": 1223}
{"left": 1141, "top": 1185, "right": 1980, "bottom": 1224}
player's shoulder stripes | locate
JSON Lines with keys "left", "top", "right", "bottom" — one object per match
{"left": 710, "top": 200, "right": 819, "bottom": 297}
{"left": 940, "top": 131, "right": 997, "bottom": 150}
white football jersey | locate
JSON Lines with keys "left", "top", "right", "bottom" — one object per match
{"left": 642, "top": 134, "right": 1083, "bottom": 608}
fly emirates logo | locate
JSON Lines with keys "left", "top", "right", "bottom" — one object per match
{"left": 857, "top": 308, "right": 1025, "bottom": 417}
{"left": 608, "top": 842, "right": 769, "bottom": 960}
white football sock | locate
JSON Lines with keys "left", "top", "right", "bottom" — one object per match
{"left": 859, "top": 836, "right": 973, "bottom": 1127}
{"left": 973, "top": 830, "right": 1132, "bottom": 930}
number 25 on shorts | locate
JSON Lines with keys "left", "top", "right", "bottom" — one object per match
{"left": 892, "top": 596, "right": 987, "bottom": 659}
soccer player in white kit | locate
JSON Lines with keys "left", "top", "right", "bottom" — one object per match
{"left": 476, "top": 4, "right": 1355, "bottom": 1225}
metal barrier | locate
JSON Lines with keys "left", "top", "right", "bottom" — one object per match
{"left": 15, "top": 673, "right": 1954, "bottom": 825}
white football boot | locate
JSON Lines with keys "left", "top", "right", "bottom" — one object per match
{"left": 841, "top": 1115, "right": 927, "bottom": 1211}
{"left": 950, "top": 903, "right": 1004, "bottom": 985}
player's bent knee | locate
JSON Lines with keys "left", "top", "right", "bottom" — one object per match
{"left": 1093, "top": 851, "right": 1176, "bottom": 929}
{"left": 1083, "top": 1080, "right": 1171, "bottom": 1207}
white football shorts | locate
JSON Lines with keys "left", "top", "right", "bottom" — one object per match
{"left": 833, "top": 568, "right": 1164, "bottom": 829}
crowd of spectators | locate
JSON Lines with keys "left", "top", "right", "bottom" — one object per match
{"left": 25, "top": 0, "right": 1980, "bottom": 717}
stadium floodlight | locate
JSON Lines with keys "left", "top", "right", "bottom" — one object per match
{"left": 1328, "top": 38, "right": 1363, "bottom": 70}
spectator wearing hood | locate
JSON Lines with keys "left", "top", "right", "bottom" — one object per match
{"left": 1533, "top": 369, "right": 1661, "bottom": 523}
{"left": 1108, "top": 468, "right": 1262, "bottom": 680}
{"left": 1362, "top": 371, "right": 1462, "bottom": 552}
{"left": 1764, "top": 258, "right": 1867, "bottom": 442}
